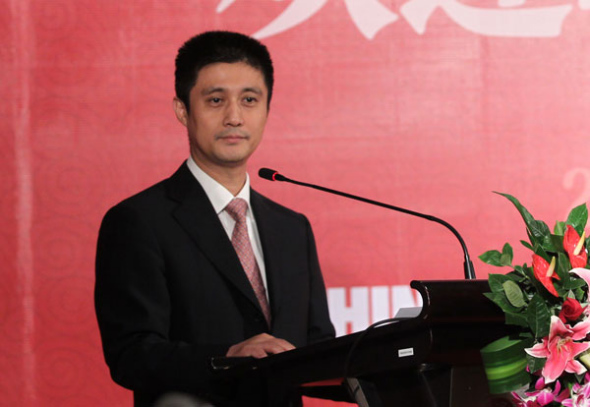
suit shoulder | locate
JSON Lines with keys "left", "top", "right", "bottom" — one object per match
{"left": 104, "top": 163, "right": 191, "bottom": 216}
{"left": 251, "top": 190, "right": 309, "bottom": 223}
{"left": 109, "top": 179, "right": 168, "bottom": 214}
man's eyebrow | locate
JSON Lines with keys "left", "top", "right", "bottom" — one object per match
{"left": 200, "top": 86, "right": 264, "bottom": 96}
{"left": 201, "top": 87, "right": 225, "bottom": 96}
{"left": 243, "top": 87, "right": 263, "bottom": 95}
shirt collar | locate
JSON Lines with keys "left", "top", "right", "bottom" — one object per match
{"left": 186, "top": 157, "right": 251, "bottom": 215}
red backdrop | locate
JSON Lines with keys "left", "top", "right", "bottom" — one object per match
{"left": 4, "top": 0, "right": 590, "bottom": 405}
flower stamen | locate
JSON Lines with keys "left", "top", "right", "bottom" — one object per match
{"left": 547, "top": 256, "right": 556, "bottom": 278}
{"left": 574, "top": 231, "right": 586, "bottom": 256}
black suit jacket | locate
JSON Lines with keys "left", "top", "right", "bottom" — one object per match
{"left": 95, "top": 163, "right": 335, "bottom": 406}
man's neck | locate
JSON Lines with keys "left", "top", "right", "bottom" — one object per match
{"left": 192, "top": 159, "right": 247, "bottom": 196}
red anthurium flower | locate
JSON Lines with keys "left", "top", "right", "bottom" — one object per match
{"left": 559, "top": 298, "right": 584, "bottom": 323}
{"left": 564, "top": 225, "right": 588, "bottom": 269}
{"left": 532, "top": 255, "right": 560, "bottom": 297}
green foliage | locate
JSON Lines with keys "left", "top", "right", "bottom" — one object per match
{"left": 503, "top": 280, "right": 526, "bottom": 308}
{"left": 479, "top": 244, "right": 513, "bottom": 268}
{"left": 488, "top": 274, "right": 512, "bottom": 294}
{"left": 554, "top": 221, "right": 566, "bottom": 236}
{"left": 505, "top": 311, "right": 529, "bottom": 327}
{"left": 527, "top": 295, "right": 551, "bottom": 339}
{"left": 481, "top": 194, "right": 590, "bottom": 331}
{"left": 551, "top": 235, "right": 564, "bottom": 254}
{"left": 526, "top": 354, "right": 546, "bottom": 375}
{"left": 479, "top": 250, "right": 503, "bottom": 267}
{"left": 481, "top": 194, "right": 590, "bottom": 393}
{"left": 567, "top": 203, "right": 588, "bottom": 236}
{"left": 556, "top": 252, "right": 570, "bottom": 276}
{"left": 500, "top": 243, "right": 513, "bottom": 267}
{"left": 521, "top": 240, "right": 533, "bottom": 251}
{"left": 484, "top": 291, "right": 519, "bottom": 315}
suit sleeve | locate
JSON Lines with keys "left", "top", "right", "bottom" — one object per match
{"left": 94, "top": 204, "right": 232, "bottom": 402}
{"left": 303, "top": 216, "right": 336, "bottom": 343}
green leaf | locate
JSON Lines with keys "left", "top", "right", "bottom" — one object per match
{"left": 553, "top": 253, "right": 577, "bottom": 296}
{"left": 488, "top": 273, "right": 515, "bottom": 293}
{"left": 479, "top": 250, "right": 503, "bottom": 267}
{"left": 527, "top": 294, "right": 551, "bottom": 339}
{"left": 567, "top": 277, "right": 588, "bottom": 292}
{"left": 520, "top": 240, "right": 533, "bottom": 251}
{"left": 484, "top": 292, "right": 520, "bottom": 314}
{"left": 555, "top": 252, "right": 571, "bottom": 280}
{"left": 551, "top": 234, "right": 565, "bottom": 254}
{"left": 496, "top": 192, "right": 536, "bottom": 227}
{"left": 554, "top": 221, "right": 566, "bottom": 236}
{"left": 500, "top": 254, "right": 512, "bottom": 267}
{"left": 503, "top": 280, "right": 526, "bottom": 308}
{"left": 574, "top": 286, "right": 586, "bottom": 302}
{"left": 529, "top": 230, "right": 545, "bottom": 252}
{"left": 526, "top": 354, "right": 546, "bottom": 375}
{"left": 567, "top": 203, "right": 588, "bottom": 236}
{"left": 505, "top": 311, "right": 529, "bottom": 327}
{"left": 506, "top": 270, "right": 526, "bottom": 283}
{"left": 532, "top": 246, "right": 550, "bottom": 263}
{"left": 496, "top": 193, "right": 551, "bottom": 249}
{"left": 500, "top": 243, "right": 513, "bottom": 266}
{"left": 513, "top": 265, "right": 527, "bottom": 278}
{"left": 534, "top": 221, "right": 556, "bottom": 252}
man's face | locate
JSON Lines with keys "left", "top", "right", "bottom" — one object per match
{"left": 174, "top": 62, "right": 269, "bottom": 172}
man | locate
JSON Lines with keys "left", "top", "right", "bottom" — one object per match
{"left": 94, "top": 31, "right": 335, "bottom": 407}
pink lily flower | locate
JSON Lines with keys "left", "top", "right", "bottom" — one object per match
{"left": 526, "top": 316, "right": 590, "bottom": 383}
{"left": 562, "top": 373, "right": 590, "bottom": 407}
{"left": 512, "top": 379, "right": 569, "bottom": 407}
{"left": 511, "top": 393, "right": 543, "bottom": 407}
{"left": 524, "top": 377, "right": 569, "bottom": 406}
{"left": 512, "top": 377, "right": 570, "bottom": 407}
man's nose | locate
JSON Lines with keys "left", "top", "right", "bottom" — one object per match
{"left": 223, "top": 101, "right": 244, "bottom": 127}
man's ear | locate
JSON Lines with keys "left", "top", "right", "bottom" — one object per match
{"left": 173, "top": 97, "right": 188, "bottom": 127}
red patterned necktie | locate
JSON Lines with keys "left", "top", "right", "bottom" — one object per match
{"left": 225, "top": 198, "right": 271, "bottom": 325}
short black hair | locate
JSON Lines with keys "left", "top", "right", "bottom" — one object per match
{"left": 175, "top": 31, "right": 274, "bottom": 109}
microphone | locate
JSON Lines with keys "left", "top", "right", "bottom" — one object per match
{"left": 258, "top": 168, "right": 476, "bottom": 280}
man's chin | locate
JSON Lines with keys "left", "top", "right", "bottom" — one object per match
{"left": 214, "top": 155, "right": 251, "bottom": 169}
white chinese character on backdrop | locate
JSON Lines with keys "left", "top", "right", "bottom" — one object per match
{"left": 400, "top": 0, "right": 572, "bottom": 37}
{"left": 217, "top": 0, "right": 398, "bottom": 39}
{"left": 217, "top": 0, "right": 586, "bottom": 39}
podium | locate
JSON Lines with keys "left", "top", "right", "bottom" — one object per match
{"left": 213, "top": 280, "right": 514, "bottom": 407}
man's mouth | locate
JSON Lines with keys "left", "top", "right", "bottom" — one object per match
{"left": 217, "top": 132, "right": 249, "bottom": 143}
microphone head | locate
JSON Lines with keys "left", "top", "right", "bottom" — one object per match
{"left": 259, "top": 168, "right": 288, "bottom": 182}
{"left": 259, "top": 168, "right": 279, "bottom": 181}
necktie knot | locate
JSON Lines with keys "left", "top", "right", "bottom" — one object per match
{"left": 225, "top": 198, "right": 248, "bottom": 222}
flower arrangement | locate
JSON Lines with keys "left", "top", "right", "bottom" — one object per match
{"left": 480, "top": 193, "right": 590, "bottom": 407}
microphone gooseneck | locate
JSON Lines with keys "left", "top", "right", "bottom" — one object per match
{"left": 258, "top": 167, "right": 476, "bottom": 280}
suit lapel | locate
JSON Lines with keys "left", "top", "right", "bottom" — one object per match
{"left": 166, "top": 164, "right": 263, "bottom": 313}
{"left": 250, "top": 190, "right": 283, "bottom": 320}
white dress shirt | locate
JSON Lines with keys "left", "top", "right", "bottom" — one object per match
{"left": 186, "top": 157, "right": 269, "bottom": 299}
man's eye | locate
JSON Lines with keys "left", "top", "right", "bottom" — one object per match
{"left": 244, "top": 97, "right": 257, "bottom": 103}
{"left": 209, "top": 97, "right": 222, "bottom": 104}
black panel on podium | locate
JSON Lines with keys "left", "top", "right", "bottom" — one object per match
{"left": 212, "top": 280, "right": 515, "bottom": 407}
